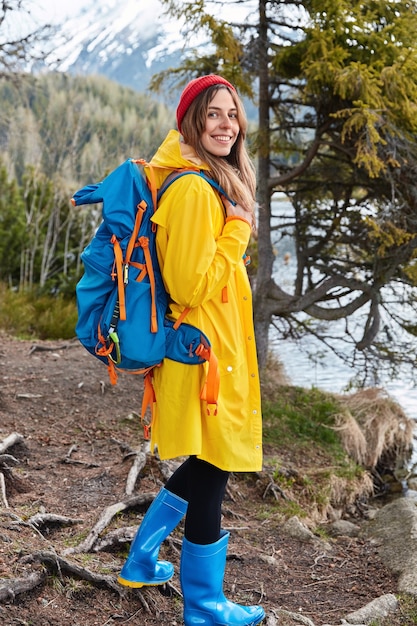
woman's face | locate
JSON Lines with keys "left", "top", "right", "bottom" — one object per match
{"left": 201, "top": 89, "right": 240, "bottom": 157}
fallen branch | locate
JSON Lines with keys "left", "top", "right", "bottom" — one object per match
{"left": 263, "top": 480, "right": 289, "bottom": 501}
{"left": 0, "top": 570, "right": 46, "bottom": 602}
{"left": 63, "top": 492, "right": 156, "bottom": 555}
{"left": 125, "top": 440, "right": 151, "bottom": 495}
{"left": 16, "top": 393, "right": 42, "bottom": 399}
{"left": 0, "top": 471, "right": 8, "bottom": 508}
{"left": 20, "top": 550, "right": 120, "bottom": 593}
{"left": 0, "top": 433, "right": 24, "bottom": 455}
{"left": 94, "top": 525, "right": 136, "bottom": 552}
{"left": 26, "top": 513, "right": 83, "bottom": 529}
{"left": 0, "top": 454, "right": 19, "bottom": 466}
{"left": 29, "top": 341, "right": 78, "bottom": 354}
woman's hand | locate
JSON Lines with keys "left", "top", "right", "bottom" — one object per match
{"left": 222, "top": 196, "right": 252, "bottom": 223}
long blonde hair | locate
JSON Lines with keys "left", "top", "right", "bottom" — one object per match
{"left": 180, "top": 85, "right": 256, "bottom": 216}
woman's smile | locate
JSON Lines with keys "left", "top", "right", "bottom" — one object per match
{"left": 201, "top": 89, "right": 240, "bottom": 156}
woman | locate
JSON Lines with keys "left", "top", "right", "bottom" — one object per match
{"left": 118, "top": 74, "right": 264, "bottom": 626}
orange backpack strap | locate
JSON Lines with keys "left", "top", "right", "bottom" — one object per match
{"left": 111, "top": 236, "right": 126, "bottom": 321}
{"left": 196, "top": 344, "right": 220, "bottom": 415}
{"left": 141, "top": 370, "right": 157, "bottom": 440}
{"left": 173, "top": 306, "right": 191, "bottom": 330}
{"left": 132, "top": 158, "right": 176, "bottom": 211}
{"left": 140, "top": 236, "right": 158, "bottom": 333}
{"left": 125, "top": 200, "right": 146, "bottom": 262}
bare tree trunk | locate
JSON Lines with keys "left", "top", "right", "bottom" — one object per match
{"left": 254, "top": 0, "right": 274, "bottom": 370}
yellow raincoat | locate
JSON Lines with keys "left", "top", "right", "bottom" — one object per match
{"left": 147, "top": 130, "right": 262, "bottom": 472}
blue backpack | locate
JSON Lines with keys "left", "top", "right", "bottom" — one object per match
{"left": 71, "top": 159, "right": 228, "bottom": 436}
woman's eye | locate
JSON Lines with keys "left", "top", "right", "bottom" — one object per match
{"left": 207, "top": 111, "right": 238, "bottom": 122}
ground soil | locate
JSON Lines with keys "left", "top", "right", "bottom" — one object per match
{"left": 0, "top": 337, "right": 402, "bottom": 625}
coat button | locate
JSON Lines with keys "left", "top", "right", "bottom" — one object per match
{"left": 226, "top": 366, "right": 233, "bottom": 372}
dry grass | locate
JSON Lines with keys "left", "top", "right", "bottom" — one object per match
{"left": 293, "top": 465, "right": 375, "bottom": 523}
{"left": 335, "top": 388, "right": 415, "bottom": 469}
{"left": 333, "top": 408, "right": 369, "bottom": 465}
{"left": 328, "top": 471, "right": 374, "bottom": 510}
{"left": 261, "top": 371, "right": 414, "bottom": 522}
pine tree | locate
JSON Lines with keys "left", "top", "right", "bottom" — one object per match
{"left": 155, "top": 0, "right": 417, "bottom": 383}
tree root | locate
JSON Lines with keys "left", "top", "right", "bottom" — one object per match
{"left": 0, "top": 433, "right": 24, "bottom": 508}
{"left": 29, "top": 340, "right": 79, "bottom": 354}
{"left": 0, "top": 432, "right": 24, "bottom": 455}
{"left": 21, "top": 550, "right": 121, "bottom": 592}
{"left": 0, "top": 548, "right": 122, "bottom": 603}
{"left": 125, "top": 440, "right": 150, "bottom": 495}
{"left": 93, "top": 525, "right": 136, "bottom": 552}
{"left": 0, "top": 570, "right": 47, "bottom": 603}
{"left": 25, "top": 513, "right": 84, "bottom": 529}
{"left": 63, "top": 492, "right": 155, "bottom": 555}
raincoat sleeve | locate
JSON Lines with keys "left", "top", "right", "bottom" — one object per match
{"left": 152, "top": 175, "right": 251, "bottom": 308}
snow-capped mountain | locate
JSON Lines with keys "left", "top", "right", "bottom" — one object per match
{"left": 43, "top": 0, "right": 189, "bottom": 92}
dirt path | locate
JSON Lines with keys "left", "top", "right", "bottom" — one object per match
{"left": 0, "top": 337, "right": 398, "bottom": 625}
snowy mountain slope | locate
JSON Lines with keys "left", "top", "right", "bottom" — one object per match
{"left": 42, "top": 0, "right": 188, "bottom": 92}
{"left": 35, "top": 0, "right": 258, "bottom": 101}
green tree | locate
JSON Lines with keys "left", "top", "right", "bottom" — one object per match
{"left": 0, "top": 73, "right": 175, "bottom": 293}
{"left": 0, "top": 162, "right": 25, "bottom": 284}
{"left": 154, "top": 0, "right": 417, "bottom": 384}
{"left": 0, "top": 73, "right": 174, "bottom": 185}
{"left": 0, "top": 160, "right": 88, "bottom": 292}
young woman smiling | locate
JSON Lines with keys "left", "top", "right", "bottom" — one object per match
{"left": 117, "top": 74, "right": 264, "bottom": 626}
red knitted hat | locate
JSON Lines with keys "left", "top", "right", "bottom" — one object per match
{"left": 176, "top": 74, "right": 236, "bottom": 133}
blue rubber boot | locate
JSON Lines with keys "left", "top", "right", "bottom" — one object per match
{"left": 180, "top": 530, "right": 265, "bottom": 625}
{"left": 117, "top": 487, "right": 187, "bottom": 588}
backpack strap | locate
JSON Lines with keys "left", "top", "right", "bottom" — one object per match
{"left": 157, "top": 169, "right": 236, "bottom": 206}
{"left": 132, "top": 158, "right": 158, "bottom": 210}
{"left": 197, "top": 344, "right": 220, "bottom": 415}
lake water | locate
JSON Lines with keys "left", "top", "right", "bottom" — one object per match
{"left": 269, "top": 196, "right": 417, "bottom": 422}
{"left": 274, "top": 333, "right": 417, "bottom": 421}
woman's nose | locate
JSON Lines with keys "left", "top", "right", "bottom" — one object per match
{"left": 220, "top": 115, "right": 232, "bottom": 127}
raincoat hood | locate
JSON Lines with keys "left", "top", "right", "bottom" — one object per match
{"left": 148, "top": 130, "right": 209, "bottom": 185}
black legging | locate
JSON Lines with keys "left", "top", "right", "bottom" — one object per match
{"left": 165, "top": 456, "right": 230, "bottom": 545}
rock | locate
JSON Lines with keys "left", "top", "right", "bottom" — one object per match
{"left": 327, "top": 519, "right": 360, "bottom": 537}
{"left": 406, "top": 477, "right": 417, "bottom": 491}
{"left": 282, "top": 516, "right": 317, "bottom": 542}
{"left": 269, "top": 609, "right": 316, "bottom": 625}
{"left": 343, "top": 593, "right": 398, "bottom": 624}
{"left": 322, "top": 622, "right": 366, "bottom": 626}
{"left": 364, "top": 498, "right": 417, "bottom": 594}
{"left": 322, "top": 619, "right": 367, "bottom": 626}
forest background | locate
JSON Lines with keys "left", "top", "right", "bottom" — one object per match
{"left": 2, "top": 2, "right": 417, "bottom": 623}
{"left": 2, "top": 0, "right": 417, "bottom": 394}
